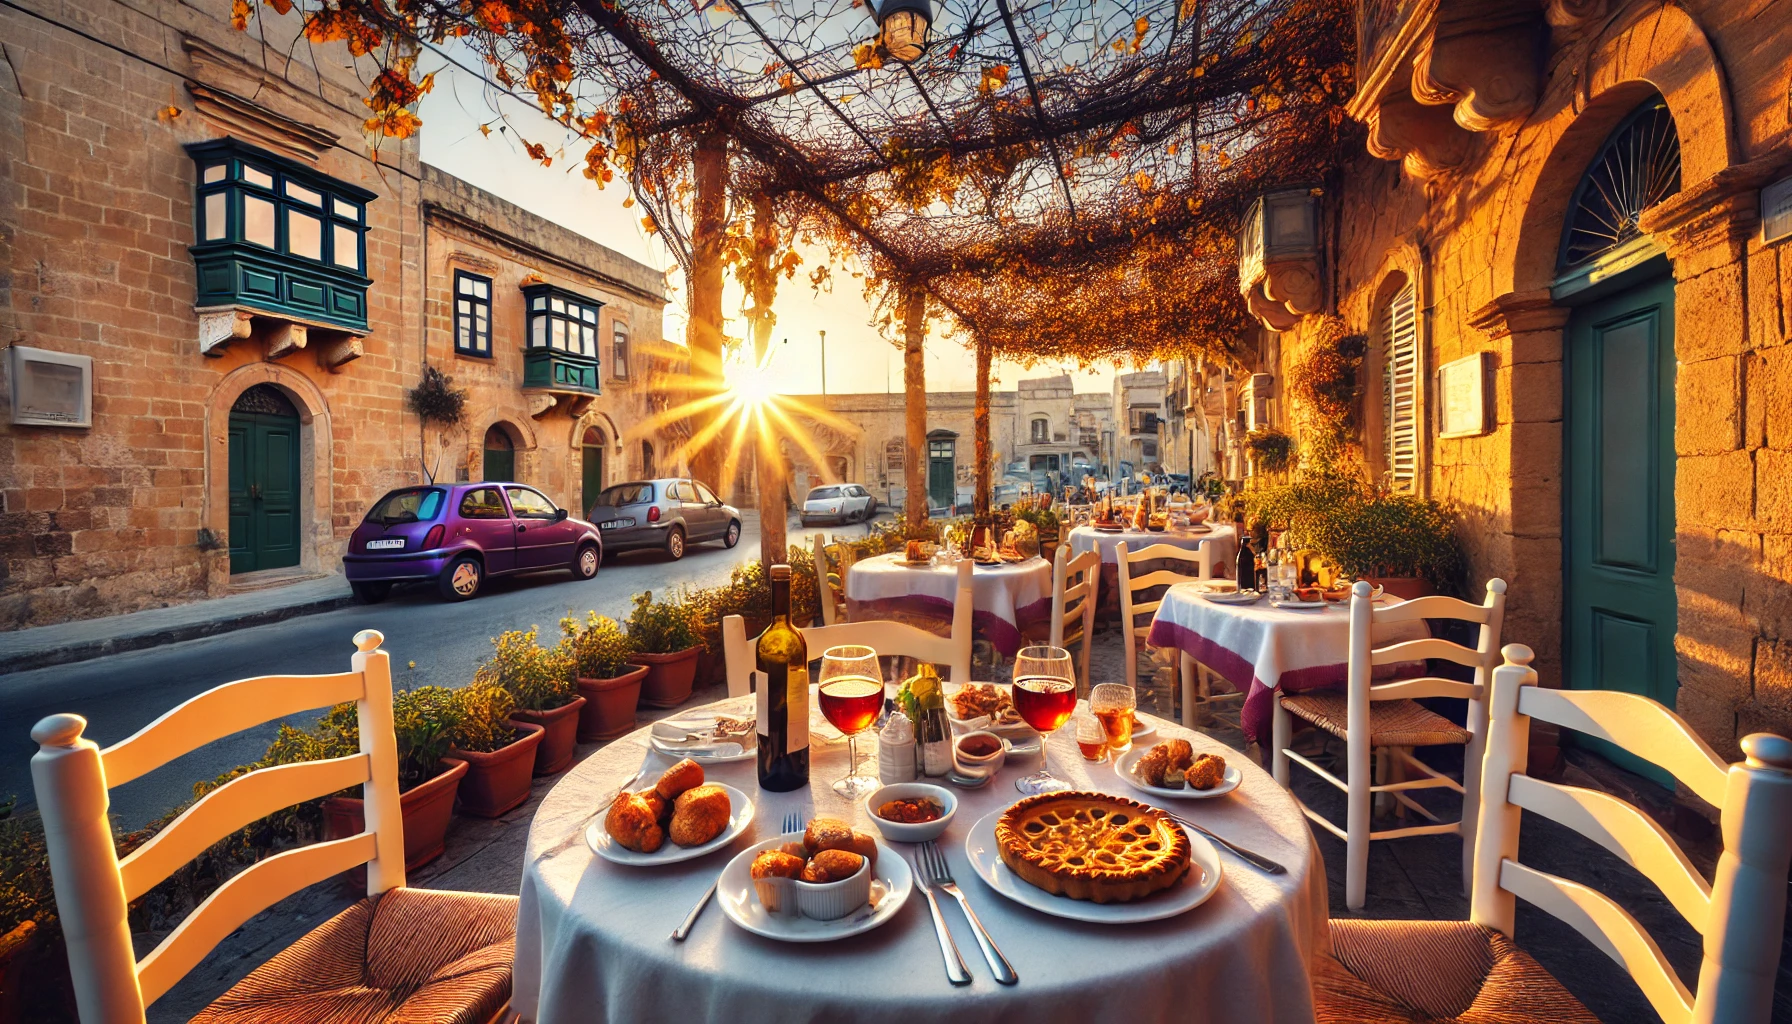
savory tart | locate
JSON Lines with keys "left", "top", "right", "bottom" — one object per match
{"left": 995, "top": 792, "right": 1191, "bottom": 903}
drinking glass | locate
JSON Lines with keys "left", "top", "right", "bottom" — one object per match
{"left": 1010, "top": 645, "right": 1077, "bottom": 795}
{"left": 817, "top": 644, "right": 884, "bottom": 799}
{"left": 1089, "top": 682, "right": 1137, "bottom": 755}
{"left": 1074, "top": 712, "right": 1109, "bottom": 763}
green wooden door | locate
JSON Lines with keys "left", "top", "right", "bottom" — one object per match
{"left": 927, "top": 438, "right": 955, "bottom": 510}
{"left": 582, "top": 443, "right": 604, "bottom": 516}
{"left": 227, "top": 409, "right": 301, "bottom": 574}
{"left": 483, "top": 446, "right": 515, "bottom": 482}
{"left": 1564, "top": 274, "right": 1677, "bottom": 783}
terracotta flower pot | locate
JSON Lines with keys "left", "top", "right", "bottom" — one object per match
{"left": 511, "top": 695, "right": 586, "bottom": 776}
{"left": 1365, "top": 576, "right": 1435, "bottom": 601}
{"left": 0, "top": 920, "right": 73, "bottom": 1024}
{"left": 323, "top": 756, "right": 466, "bottom": 874}
{"left": 450, "top": 721, "right": 545, "bottom": 818}
{"left": 576, "top": 665, "right": 648, "bottom": 741}
{"left": 634, "top": 647, "right": 701, "bottom": 708}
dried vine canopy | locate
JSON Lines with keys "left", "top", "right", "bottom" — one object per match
{"left": 246, "top": 0, "right": 1358, "bottom": 364}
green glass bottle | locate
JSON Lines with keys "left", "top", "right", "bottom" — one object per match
{"left": 756, "top": 564, "right": 810, "bottom": 791}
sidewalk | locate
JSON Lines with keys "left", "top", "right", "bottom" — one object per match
{"left": 0, "top": 574, "right": 352, "bottom": 675}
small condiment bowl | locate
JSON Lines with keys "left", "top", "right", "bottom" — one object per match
{"left": 793, "top": 858, "right": 873, "bottom": 921}
{"left": 863, "top": 782, "right": 957, "bottom": 843}
{"left": 954, "top": 729, "right": 1009, "bottom": 777}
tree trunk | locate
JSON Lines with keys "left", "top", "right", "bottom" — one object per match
{"left": 686, "top": 125, "right": 728, "bottom": 490}
{"left": 902, "top": 284, "right": 928, "bottom": 536}
{"left": 748, "top": 193, "right": 787, "bottom": 564}
{"left": 973, "top": 335, "right": 991, "bottom": 519}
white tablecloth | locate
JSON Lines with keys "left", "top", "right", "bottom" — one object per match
{"left": 1145, "top": 584, "right": 1428, "bottom": 744}
{"left": 845, "top": 552, "right": 1054, "bottom": 655}
{"left": 1067, "top": 523, "right": 1239, "bottom": 577}
{"left": 514, "top": 696, "right": 1329, "bottom": 1024}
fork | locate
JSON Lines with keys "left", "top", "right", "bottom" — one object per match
{"left": 919, "top": 840, "right": 1017, "bottom": 985}
{"left": 910, "top": 847, "right": 972, "bottom": 985}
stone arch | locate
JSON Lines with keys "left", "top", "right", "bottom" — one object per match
{"left": 1354, "top": 244, "right": 1427, "bottom": 487}
{"left": 469, "top": 414, "right": 536, "bottom": 482}
{"left": 203, "top": 363, "right": 335, "bottom": 589}
{"left": 1498, "top": 3, "right": 1732, "bottom": 295}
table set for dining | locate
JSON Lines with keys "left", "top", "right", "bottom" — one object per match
{"left": 844, "top": 550, "right": 1054, "bottom": 655}
{"left": 512, "top": 683, "right": 1328, "bottom": 1023}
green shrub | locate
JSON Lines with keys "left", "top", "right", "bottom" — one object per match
{"left": 560, "top": 612, "right": 636, "bottom": 679}
{"left": 1248, "top": 474, "right": 1463, "bottom": 592}
{"left": 1245, "top": 427, "right": 1296, "bottom": 474}
{"left": 451, "top": 675, "right": 519, "bottom": 753}
{"left": 484, "top": 626, "right": 577, "bottom": 710}
{"left": 0, "top": 797, "right": 56, "bottom": 942}
{"left": 626, "top": 590, "right": 703, "bottom": 654}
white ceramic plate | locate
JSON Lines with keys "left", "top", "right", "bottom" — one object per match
{"left": 1202, "top": 591, "right": 1261, "bottom": 605}
{"left": 650, "top": 716, "right": 758, "bottom": 764}
{"left": 716, "top": 833, "right": 912, "bottom": 942}
{"left": 963, "top": 807, "right": 1222, "bottom": 923}
{"left": 648, "top": 736, "right": 756, "bottom": 764}
{"left": 585, "top": 782, "right": 755, "bottom": 866}
{"left": 1112, "top": 746, "right": 1242, "bottom": 800}
{"left": 1270, "top": 599, "right": 1328, "bottom": 610}
{"left": 1130, "top": 715, "right": 1159, "bottom": 740}
{"left": 945, "top": 684, "right": 1034, "bottom": 737}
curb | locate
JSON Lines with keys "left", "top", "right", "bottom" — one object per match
{"left": 0, "top": 593, "right": 354, "bottom": 675}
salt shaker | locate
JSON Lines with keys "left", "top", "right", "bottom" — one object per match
{"left": 878, "top": 711, "right": 918, "bottom": 783}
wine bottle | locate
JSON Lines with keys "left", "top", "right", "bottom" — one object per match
{"left": 1233, "top": 512, "right": 1255, "bottom": 592}
{"left": 756, "top": 564, "right": 810, "bottom": 792}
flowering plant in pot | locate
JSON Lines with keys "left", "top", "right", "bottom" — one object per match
{"left": 447, "top": 676, "right": 543, "bottom": 818}
{"left": 562, "top": 611, "right": 647, "bottom": 741}
{"left": 486, "top": 627, "right": 584, "bottom": 775}
{"left": 316, "top": 686, "right": 469, "bottom": 871}
{"left": 626, "top": 590, "right": 704, "bottom": 708}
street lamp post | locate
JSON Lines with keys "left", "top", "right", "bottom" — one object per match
{"left": 819, "top": 329, "right": 827, "bottom": 396}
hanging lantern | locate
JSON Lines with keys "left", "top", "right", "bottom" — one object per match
{"left": 876, "top": 0, "right": 933, "bottom": 63}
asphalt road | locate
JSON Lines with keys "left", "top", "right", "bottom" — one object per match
{"left": 1, "top": 513, "right": 887, "bottom": 828}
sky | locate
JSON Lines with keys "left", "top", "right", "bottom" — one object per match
{"left": 414, "top": 54, "right": 1123, "bottom": 397}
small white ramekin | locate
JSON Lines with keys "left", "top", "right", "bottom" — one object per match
{"left": 793, "top": 859, "right": 872, "bottom": 920}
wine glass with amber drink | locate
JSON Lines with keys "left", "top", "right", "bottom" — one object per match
{"left": 817, "top": 645, "right": 884, "bottom": 799}
{"left": 1011, "top": 645, "right": 1077, "bottom": 795}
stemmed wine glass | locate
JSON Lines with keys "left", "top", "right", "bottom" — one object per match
{"left": 1010, "top": 645, "right": 1078, "bottom": 795}
{"left": 817, "top": 645, "right": 884, "bottom": 799}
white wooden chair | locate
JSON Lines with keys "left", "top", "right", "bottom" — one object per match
{"left": 723, "top": 557, "right": 974, "bottom": 696}
{"left": 1314, "top": 644, "right": 1792, "bottom": 1023}
{"left": 1272, "top": 578, "right": 1506, "bottom": 911}
{"left": 29, "top": 629, "right": 518, "bottom": 1024}
{"left": 811, "top": 533, "right": 855, "bottom": 626}
{"left": 1115, "top": 539, "right": 1227, "bottom": 729}
{"left": 1046, "top": 543, "right": 1100, "bottom": 694}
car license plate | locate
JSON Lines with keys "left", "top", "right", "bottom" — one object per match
{"left": 600, "top": 518, "right": 634, "bottom": 530}
{"left": 365, "top": 538, "right": 406, "bottom": 550}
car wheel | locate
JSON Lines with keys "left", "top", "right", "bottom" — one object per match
{"left": 573, "top": 542, "right": 600, "bottom": 579}
{"left": 350, "top": 581, "right": 392, "bottom": 604}
{"left": 665, "top": 526, "right": 686, "bottom": 561}
{"left": 723, "top": 520, "right": 741, "bottom": 548}
{"left": 439, "top": 555, "right": 483, "bottom": 601}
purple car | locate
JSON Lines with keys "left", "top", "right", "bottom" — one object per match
{"left": 343, "top": 483, "right": 602, "bottom": 602}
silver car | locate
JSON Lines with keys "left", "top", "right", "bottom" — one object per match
{"left": 586, "top": 478, "right": 742, "bottom": 560}
{"left": 800, "top": 483, "right": 878, "bottom": 525}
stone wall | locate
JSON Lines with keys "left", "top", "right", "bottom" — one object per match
{"left": 1270, "top": 0, "right": 1792, "bottom": 760}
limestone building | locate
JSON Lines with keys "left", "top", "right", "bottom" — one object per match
{"left": 0, "top": 0, "right": 670, "bottom": 628}
{"left": 1243, "top": 0, "right": 1792, "bottom": 762}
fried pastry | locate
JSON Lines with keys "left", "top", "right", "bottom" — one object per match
{"left": 668, "top": 784, "right": 731, "bottom": 846}
{"left": 805, "top": 848, "right": 865, "bottom": 882}
{"left": 1185, "top": 752, "right": 1227, "bottom": 790}
{"left": 603, "top": 791, "right": 664, "bottom": 853}
{"left": 1163, "top": 739, "right": 1194, "bottom": 771}
{"left": 639, "top": 791, "right": 670, "bottom": 824}
{"left": 750, "top": 850, "right": 806, "bottom": 880}
{"left": 846, "top": 829, "right": 878, "bottom": 869}
{"left": 655, "top": 758, "right": 705, "bottom": 800}
{"left": 1134, "top": 744, "right": 1171, "bottom": 787}
{"left": 803, "top": 817, "right": 856, "bottom": 855}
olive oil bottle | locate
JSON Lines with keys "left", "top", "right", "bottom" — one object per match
{"left": 756, "top": 564, "right": 810, "bottom": 791}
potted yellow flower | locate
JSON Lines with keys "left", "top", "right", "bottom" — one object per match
{"left": 318, "top": 687, "right": 468, "bottom": 870}
{"left": 626, "top": 591, "right": 703, "bottom": 708}
{"left": 447, "top": 675, "right": 544, "bottom": 818}
{"left": 488, "top": 627, "right": 585, "bottom": 776}
{"left": 562, "top": 611, "right": 647, "bottom": 741}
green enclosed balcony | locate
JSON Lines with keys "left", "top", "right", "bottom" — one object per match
{"left": 521, "top": 283, "right": 603, "bottom": 397}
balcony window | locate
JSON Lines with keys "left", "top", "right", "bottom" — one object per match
{"left": 454, "top": 271, "right": 492, "bottom": 357}
{"left": 187, "top": 138, "right": 374, "bottom": 333}
{"left": 521, "top": 282, "right": 603, "bottom": 393}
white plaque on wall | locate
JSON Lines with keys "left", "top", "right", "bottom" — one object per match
{"left": 1437, "top": 352, "right": 1490, "bottom": 439}
{"left": 8, "top": 346, "right": 93, "bottom": 428}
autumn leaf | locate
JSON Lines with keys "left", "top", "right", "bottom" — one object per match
{"left": 230, "top": 0, "right": 251, "bottom": 29}
{"left": 623, "top": 196, "right": 635, "bottom": 208}
{"left": 1134, "top": 171, "right": 1153, "bottom": 192}
{"left": 157, "top": 105, "right": 182, "bottom": 122}
{"left": 852, "top": 41, "right": 883, "bottom": 71}
{"left": 479, "top": 123, "right": 492, "bottom": 137}
{"left": 978, "top": 64, "right": 1009, "bottom": 96}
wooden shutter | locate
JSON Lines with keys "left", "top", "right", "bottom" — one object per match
{"left": 1381, "top": 282, "right": 1419, "bottom": 489}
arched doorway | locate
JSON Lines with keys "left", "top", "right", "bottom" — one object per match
{"left": 1558, "top": 95, "right": 1681, "bottom": 782}
{"left": 581, "top": 426, "right": 605, "bottom": 514}
{"left": 483, "top": 425, "right": 516, "bottom": 482}
{"left": 641, "top": 440, "right": 656, "bottom": 478}
{"left": 926, "top": 431, "right": 956, "bottom": 510}
{"left": 228, "top": 384, "right": 301, "bottom": 574}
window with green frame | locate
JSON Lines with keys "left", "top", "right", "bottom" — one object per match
{"left": 187, "top": 138, "right": 375, "bottom": 333}
{"left": 454, "top": 270, "right": 493, "bottom": 357}
{"left": 527, "top": 288, "right": 602, "bottom": 356}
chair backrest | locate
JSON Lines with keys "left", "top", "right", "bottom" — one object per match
{"left": 1472, "top": 644, "right": 1792, "bottom": 1024}
{"left": 1049, "top": 543, "right": 1100, "bottom": 649}
{"left": 722, "top": 558, "right": 974, "bottom": 696}
{"left": 1115, "top": 540, "right": 1213, "bottom": 638}
{"left": 812, "top": 533, "right": 843, "bottom": 626}
{"left": 31, "top": 630, "right": 403, "bottom": 1021}
{"left": 1345, "top": 577, "right": 1507, "bottom": 710}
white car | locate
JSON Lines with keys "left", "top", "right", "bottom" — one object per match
{"left": 801, "top": 484, "right": 878, "bottom": 525}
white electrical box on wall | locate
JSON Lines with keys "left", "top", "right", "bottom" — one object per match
{"left": 1765, "top": 175, "right": 1792, "bottom": 245}
{"left": 8, "top": 345, "right": 93, "bottom": 428}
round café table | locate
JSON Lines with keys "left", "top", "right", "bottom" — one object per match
{"left": 1067, "top": 522, "right": 1238, "bottom": 619}
{"left": 1145, "top": 583, "right": 1429, "bottom": 747}
{"left": 844, "top": 551, "right": 1054, "bottom": 656}
{"left": 513, "top": 695, "right": 1329, "bottom": 1024}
